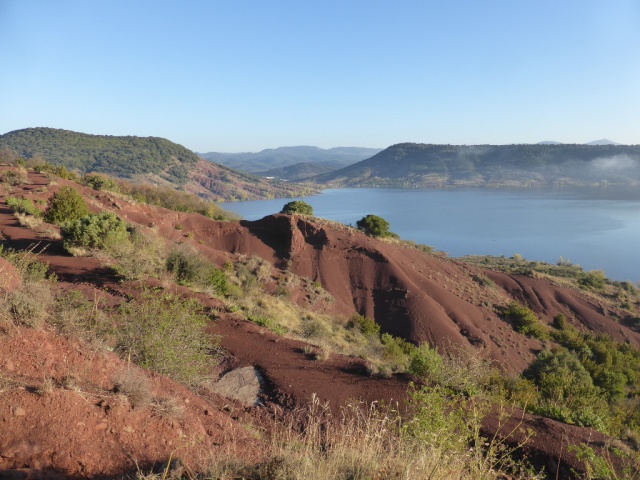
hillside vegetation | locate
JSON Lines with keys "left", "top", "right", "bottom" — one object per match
{"left": 1, "top": 164, "right": 640, "bottom": 477}
{"left": 316, "top": 142, "right": 640, "bottom": 187}
{"left": 0, "top": 128, "right": 319, "bottom": 201}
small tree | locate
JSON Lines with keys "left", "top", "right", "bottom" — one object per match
{"left": 281, "top": 200, "right": 313, "bottom": 215}
{"left": 61, "top": 211, "right": 129, "bottom": 250}
{"left": 44, "top": 186, "right": 89, "bottom": 225}
{"left": 356, "top": 214, "right": 391, "bottom": 237}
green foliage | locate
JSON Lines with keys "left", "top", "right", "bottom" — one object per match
{"left": 34, "top": 163, "right": 79, "bottom": 181}
{"left": 571, "top": 443, "right": 640, "bottom": 480}
{"left": 524, "top": 349, "right": 608, "bottom": 429}
{"left": 0, "top": 127, "right": 199, "bottom": 179}
{"left": 503, "top": 302, "right": 547, "bottom": 339}
{"left": 407, "top": 343, "right": 444, "bottom": 382}
{"left": 83, "top": 173, "right": 118, "bottom": 191}
{"left": 401, "top": 384, "right": 472, "bottom": 454}
{"left": 280, "top": 200, "right": 314, "bottom": 215}
{"left": 44, "top": 186, "right": 89, "bottom": 225}
{"left": 119, "top": 182, "right": 238, "bottom": 221}
{"left": 61, "top": 211, "right": 129, "bottom": 250}
{"left": 356, "top": 214, "right": 393, "bottom": 237}
{"left": 346, "top": 314, "right": 380, "bottom": 337}
{"left": 116, "top": 290, "right": 218, "bottom": 385}
{"left": 579, "top": 270, "right": 607, "bottom": 290}
{"left": 5, "top": 197, "right": 41, "bottom": 217}
{"left": 0, "top": 245, "right": 51, "bottom": 283}
{"left": 165, "top": 246, "right": 229, "bottom": 295}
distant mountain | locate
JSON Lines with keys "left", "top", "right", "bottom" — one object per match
{"left": 537, "top": 141, "right": 563, "bottom": 145}
{"left": 586, "top": 139, "right": 622, "bottom": 146}
{"left": 314, "top": 142, "right": 640, "bottom": 187}
{"left": 199, "top": 146, "right": 382, "bottom": 173}
{"left": 257, "top": 161, "right": 340, "bottom": 181}
{"left": 0, "top": 128, "right": 318, "bottom": 201}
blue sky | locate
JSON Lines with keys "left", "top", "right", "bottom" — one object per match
{"left": 1, "top": 1, "right": 639, "bottom": 152}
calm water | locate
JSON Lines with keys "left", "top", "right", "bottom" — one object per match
{"left": 221, "top": 187, "right": 640, "bottom": 283}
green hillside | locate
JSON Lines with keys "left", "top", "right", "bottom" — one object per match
{"left": 0, "top": 127, "right": 198, "bottom": 183}
{"left": 316, "top": 142, "right": 640, "bottom": 187}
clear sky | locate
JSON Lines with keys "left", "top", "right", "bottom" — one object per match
{"left": 1, "top": 1, "right": 639, "bottom": 152}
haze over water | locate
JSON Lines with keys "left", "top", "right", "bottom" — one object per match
{"left": 222, "top": 187, "right": 640, "bottom": 283}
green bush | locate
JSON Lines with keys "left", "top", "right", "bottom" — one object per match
{"left": 356, "top": 214, "right": 394, "bottom": 237}
{"left": 503, "top": 302, "right": 547, "bottom": 339}
{"left": 579, "top": 270, "right": 606, "bottom": 290}
{"left": 346, "top": 314, "right": 380, "bottom": 337}
{"left": 524, "top": 348, "right": 608, "bottom": 428}
{"left": 116, "top": 290, "right": 218, "bottom": 385}
{"left": 165, "top": 246, "right": 229, "bottom": 295}
{"left": 61, "top": 211, "right": 129, "bottom": 250}
{"left": 83, "top": 173, "right": 118, "bottom": 191}
{"left": 44, "top": 186, "right": 89, "bottom": 225}
{"left": 0, "top": 245, "right": 51, "bottom": 283}
{"left": 281, "top": 200, "right": 313, "bottom": 215}
{"left": 34, "top": 163, "right": 79, "bottom": 181}
{"left": 5, "top": 197, "right": 41, "bottom": 217}
{"left": 408, "top": 343, "right": 444, "bottom": 382}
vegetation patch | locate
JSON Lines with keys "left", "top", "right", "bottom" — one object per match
{"left": 61, "top": 211, "right": 129, "bottom": 251}
{"left": 281, "top": 200, "right": 314, "bottom": 215}
{"left": 5, "top": 197, "right": 42, "bottom": 217}
{"left": 503, "top": 302, "right": 548, "bottom": 339}
{"left": 44, "top": 186, "right": 89, "bottom": 225}
{"left": 116, "top": 290, "right": 219, "bottom": 386}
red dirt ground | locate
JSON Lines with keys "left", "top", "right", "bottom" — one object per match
{"left": 0, "top": 167, "right": 636, "bottom": 477}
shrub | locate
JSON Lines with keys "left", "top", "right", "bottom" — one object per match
{"left": 346, "top": 314, "right": 380, "bottom": 337}
{"left": 61, "top": 211, "right": 129, "bottom": 250}
{"left": 83, "top": 173, "right": 118, "bottom": 191}
{"left": 0, "top": 245, "right": 51, "bottom": 283}
{"left": 7, "top": 282, "right": 53, "bottom": 328}
{"left": 408, "top": 343, "right": 444, "bottom": 382}
{"left": 579, "top": 270, "right": 606, "bottom": 290}
{"left": 34, "top": 163, "right": 79, "bottom": 181}
{"left": 113, "top": 368, "right": 152, "bottom": 408}
{"left": 0, "top": 169, "right": 27, "bottom": 186}
{"left": 503, "top": 302, "right": 547, "bottom": 339}
{"left": 165, "top": 246, "right": 229, "bottom": 295}
{"left": 524, "top": 348, "right": 608, "bottom": 428}
{"left": 356, "top": 214, "right": 393, "bottom": 237}
{"left": 116, "top": 290, "right": 219, "bottom": 385}
{"left": 5, "top": 197, "right": 41, "bottom": 217}
{"left": 281, "top": 200, "right": 313, "bottom": 215}
{"left": 44, "top": 186, "right": 89, "bottom": 225}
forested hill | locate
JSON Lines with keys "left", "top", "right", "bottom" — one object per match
{"left": 315, "top": 142, "right": 640, "bottom": 187}
{"left": 0, "top": 128, "right": 318, "bottom": 201}
{"left": 0, "top": 127, "right": 199, "bottom": 183}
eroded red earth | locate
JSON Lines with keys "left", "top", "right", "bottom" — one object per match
{"left": 0, "top": 168, "right": 635, "bottom": 477}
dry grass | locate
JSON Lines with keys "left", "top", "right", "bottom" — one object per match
{"left": 7, "top": 281, "right": 53, "bottom": 328}
{"left": 15, "top": 212, "right": 43, "bottom": 229}
{"left": 151, "top": 396, "right": 185, "bottom": 419}
{"left": 113, "top": 368, "right": 153, "bottom": 408}
{"left": 202, "top": 393, "right": 535, "bottom": 480}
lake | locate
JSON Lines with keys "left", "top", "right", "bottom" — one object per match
{"left": 221, "top": 187, "right": 640, "bottom": 283}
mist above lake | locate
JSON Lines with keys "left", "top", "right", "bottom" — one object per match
{"left": 222, "top": 187, "right": 640, "bottom": 283}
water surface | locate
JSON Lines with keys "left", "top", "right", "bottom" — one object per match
{"left": 221, "top": 187, "right": 640, "bottom": 283}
